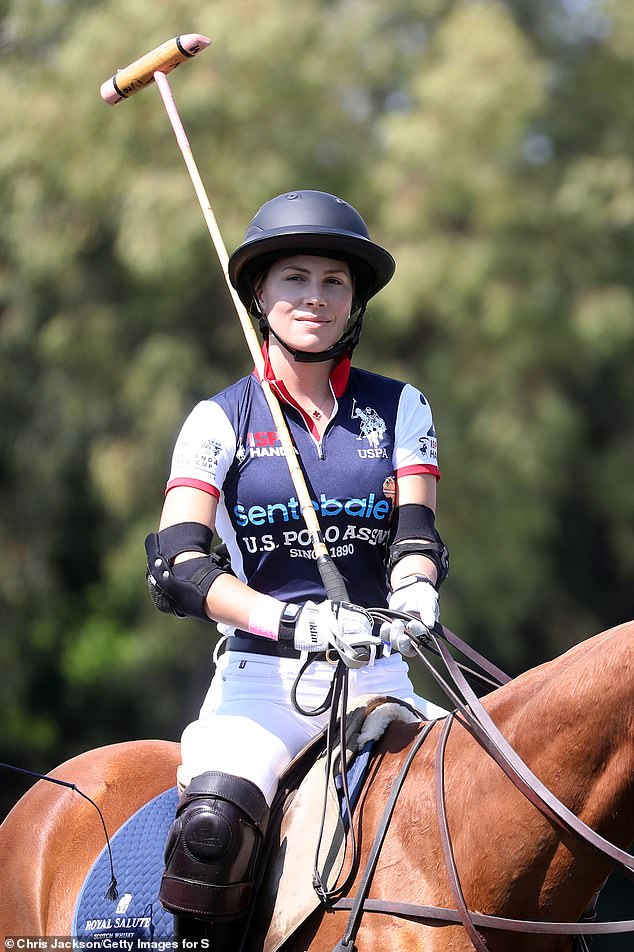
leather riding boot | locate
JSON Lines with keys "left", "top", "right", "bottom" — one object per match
{"left": 172, "top": 912, "right": 242, "bottom": 950}
{"left": 159, "top": 771, "right": 269, "bottom": 922}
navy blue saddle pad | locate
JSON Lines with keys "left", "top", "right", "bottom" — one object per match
{"left": 72, "top": 744, "right": 373, "bottom": 944}
{"left": 73, "top": 787, "right": 178, "bottom": 942}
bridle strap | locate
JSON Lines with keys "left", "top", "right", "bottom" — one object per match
{"left": 432, "top": 627, "right": 634, "bottom": 878}
{"left": 330, "top": 718, "right": 438, "bottom": 951}
{"left": 331, "top": 704, "right": 634, "bottom": 939}
{"left": 435, "top": 621, "right": 510, "bottom": 687}
{"left": 371, "top": 608, "right": 510, "bottom": 693}
{"left": 331, "top": 897, "right": 634, "bottom": 936}
{"left": 328, "top": 616, "right": 634, "bottom": 945}
{"left": 312, "top": 661, "right": 360, "bottom": 903}
{"left": 434, "top": 712, "right": 489, "bottom": 951}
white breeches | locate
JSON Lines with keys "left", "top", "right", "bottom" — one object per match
{"left": 178, "top": 649, "right": 448, "bottom": 804}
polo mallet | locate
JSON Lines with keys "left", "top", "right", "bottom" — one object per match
{"left": 100, "top": 36, "right": 357, "bottom": 618}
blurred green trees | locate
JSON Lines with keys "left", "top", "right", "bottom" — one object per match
{"left": 1, "top": 0, "right": 632, "bottom": 810}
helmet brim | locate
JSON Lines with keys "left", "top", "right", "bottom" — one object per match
{"left": 229, "top": 226, "right": 396, "bottom": 312}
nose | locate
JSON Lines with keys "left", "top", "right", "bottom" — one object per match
{"left": 303, "top": 281, "right": 326, "bottom": 306}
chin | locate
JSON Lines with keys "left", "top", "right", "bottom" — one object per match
{"left": 293, "top": 333, "right": 337, "bottom": 351}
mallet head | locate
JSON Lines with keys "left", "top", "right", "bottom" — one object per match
{"left": 100, "top": 34, "right": 211, "bottom": 105}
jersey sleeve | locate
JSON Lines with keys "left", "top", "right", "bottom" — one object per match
{"left": 165, "top": 399, "right": 237, "bottom": 497}
{"left": 393, "top": 383, "right": 440, "bottom": 479}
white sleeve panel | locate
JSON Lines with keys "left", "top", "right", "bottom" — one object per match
{"left": 167, "top": 400, "right": 236, "bottom": 492}
{"left": 393, "top": 384, "right": 440, "bottom": 475}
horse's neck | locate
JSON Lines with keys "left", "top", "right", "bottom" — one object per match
{"left": 503, "top": 621, "right": 634, "bottom": 844}
{"left": 458, "top": 622, "right": 634, "bottom": 927}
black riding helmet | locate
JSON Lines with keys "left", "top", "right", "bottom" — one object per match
{"left": 228, "top": 190, "right": 396, "bottom": 362}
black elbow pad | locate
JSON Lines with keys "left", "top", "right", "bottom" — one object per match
{"left": 387, "top": 503, "right": 449, "bottom": 589}
{"left": 145, "top": 523, "right": 234, "bottom": 622}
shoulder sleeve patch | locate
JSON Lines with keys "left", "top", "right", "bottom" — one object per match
{"left": 393, "top": 384, "right": 440, "bottom": 475}
{"left": 167, "top": 400, "right": 236, "bottom": 492}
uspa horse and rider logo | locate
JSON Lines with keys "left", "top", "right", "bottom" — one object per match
{"left": 352, "top": 399, "right": 388, "bottom": 459}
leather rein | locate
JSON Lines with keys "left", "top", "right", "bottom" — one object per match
{"left": 328, "top": 616, "right": 634, "bottom": 950}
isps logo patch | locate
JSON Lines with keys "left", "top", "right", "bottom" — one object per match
{"left": 240, "top": 431, "right": 297, "bottom": 459}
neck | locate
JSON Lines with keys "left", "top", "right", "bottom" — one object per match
{"left": 267, "top": 338, "right": 335, "bottom": 404}
{"left": 489, "top": 621, "right": 634, "bottom": 918}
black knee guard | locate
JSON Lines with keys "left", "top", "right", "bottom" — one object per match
{"left": 159, "top": 771, "right": 269, "bottom": 921}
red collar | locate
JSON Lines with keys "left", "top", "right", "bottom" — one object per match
{"left": 254, "top": 342, "right": 351, "bottom": 399}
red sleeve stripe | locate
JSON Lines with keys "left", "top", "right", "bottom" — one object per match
{"left": 395, "top": 464, "right": 441, "bottom": 480}
{"left": 165, "top": 477, "right": 221, "bottom": 498}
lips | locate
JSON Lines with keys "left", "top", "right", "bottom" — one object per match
{"left": 295, "top": 314, "right": 330, "bottom": 324}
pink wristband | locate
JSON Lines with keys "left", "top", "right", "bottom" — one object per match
{"left": 247, "top": 594, "right": 285, "bottom": 641}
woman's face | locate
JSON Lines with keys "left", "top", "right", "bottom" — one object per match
{"left": 257, "top": 254, "right": 354, "bottom": 356}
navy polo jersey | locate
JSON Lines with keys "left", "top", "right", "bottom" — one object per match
{"left": 166, "top": 357, "right": 439, "bottom": 613}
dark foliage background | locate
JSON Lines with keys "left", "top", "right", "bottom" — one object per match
{"left": 1, "top": 0, "right": 632, "bottom": 943}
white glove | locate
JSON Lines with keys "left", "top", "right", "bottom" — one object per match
{"left": 293, "top": 599, "right": 380, "bottom": 668}
{"left": 385, "top": 575, "right": 439, "bottom": 657}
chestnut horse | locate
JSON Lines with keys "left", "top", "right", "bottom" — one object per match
{"left": 1, "top": 621, "right": 633, "bottom": 951}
